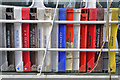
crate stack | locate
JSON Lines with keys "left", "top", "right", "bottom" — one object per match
{"left": 0, "top": 7, "right": 119, "bottom": 73}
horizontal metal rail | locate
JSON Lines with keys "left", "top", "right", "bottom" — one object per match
{"left": 0, "top": 48, "right": 120, "bottom": 52}
{"left": 0, "top": 20, "right": 119, "bottom": 24}
{"left": 1, "top": 75, "right": 118, "bottom": 78}
{"left": 0, "top": 20, "right": 52, "bottom": 23}
{"left": 55, "top": 21, "right": 120, "bottom": 24}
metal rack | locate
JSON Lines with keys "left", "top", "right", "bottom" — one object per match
{"left": 0, "top": 20, "right": 119, "bottom": 52}
{"left": 0, "top": 18, "right": 120, "bottom": 79}
{"left": 0, "top": 0, "right": 120, "bottom": 79}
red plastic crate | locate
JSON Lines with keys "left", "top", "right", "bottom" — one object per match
{"left": 22, "top": 7, "right": 31, "bottom": 72}
{"left": 87, "top": 9, "right": 97, "bottom": 72}
{"left": 79, "top": 8, "right": 88, "bottom": 72}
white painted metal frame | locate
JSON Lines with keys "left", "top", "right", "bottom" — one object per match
{"left": 0, "top": 16, "right": 119, "bottom": 52}
{"left": 0, "top": 48, "right": 119, "bottom": 52}
{"left": 0, "top": 20, "right": 119, "bottom": 24}
{"left": 0, "top": 8, "right": 119, "bottom": 76}
{"left": 0, "top": 0, "right": 119, "bottom": 78}
{"left": 1, "top": 75, "right": 119, "bottom": 79}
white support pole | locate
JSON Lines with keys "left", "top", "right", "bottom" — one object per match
{"left": 0, "top": 48, "right": 120, "bottom": 52}
{"left": 0, "top": 20, "right": 119, "bottom": 24}
{"left": 0, "top": 20, "right": 52, "bottom": 23}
